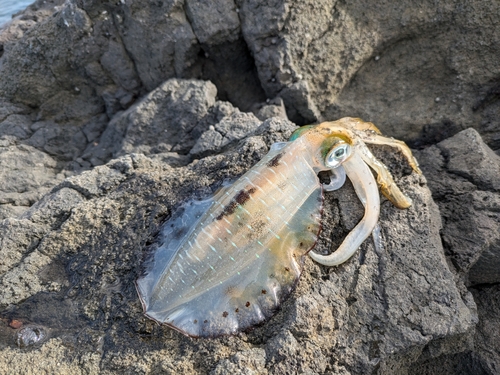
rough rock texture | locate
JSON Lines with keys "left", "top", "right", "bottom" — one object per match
{"left": 2, "top": 0, "right": 499, "bottom": 147}
{"left": 1, "top": 0, "right": 500, "bottom": 220}
{"left": 0, "top": 0, "right": 65, "bottom": 53}
{"left": 0, "top": 139, "right": 67, "bottom": 220}
{"left": 1, "top": 0, "right": 499, "bottom": 374}
{"left": 81, "top": 79, "right": 218, "bottom": 165}
{"left": 470, "top": 285, "right": 500, "bottom": 374}
{"left": 413, "top": 129, "right": 500, "bottom": 374}
{"left": 239, "top": 0, "right": 500, "bottom": 149}
{"left": 417, "top": 129, "right": 500, "bottom": 286}
{"left": 0, "top": 118, "right": 476, "bottom": 374}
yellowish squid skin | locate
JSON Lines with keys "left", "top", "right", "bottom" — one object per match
{"left": 297, "top": 118, "right": 420, "bottom": 266}
{"left": 136, "top": 117, "right": 420, "bottom": 337}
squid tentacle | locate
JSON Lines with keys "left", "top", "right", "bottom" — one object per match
{"left": 360, "top": 133, "right": 421, "bottom": 174}
{"left": 356, "top": 142, "right": 413, "bottom": 209}
{"left": 322, "top": 166, "right": 347, "bottom": 192}
{"left": 309, "top": 152, "right": 380, "bottom": 266}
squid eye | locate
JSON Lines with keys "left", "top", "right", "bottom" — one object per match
{"left": 325, "top": 143, "right": 351, "bottom": 168}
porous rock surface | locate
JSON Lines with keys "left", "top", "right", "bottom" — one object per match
{"left": 0, "top": 0, "right": 499, "bottom": 374}
{"left": 417, "top": 129, "right": 500, "bottom": 286}
{"left": 412, "top": 129, "right": 500, "bottom": 375}
{"left": 0, "top": 117, "right": 476, "bottom": 374}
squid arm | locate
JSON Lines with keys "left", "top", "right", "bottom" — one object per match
{"left": 309, "top": 152, "right": 381, "bottom": 266}
{"left": 310, "top": 130, "right": 419, "bottom": 265}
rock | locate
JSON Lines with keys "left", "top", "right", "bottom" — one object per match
{"left": 82, "top": 79, "right": 218, "bottom": 165}
{"left": 21, "top": 187, "right": 85, "bottom": 229}
{"left": 417, "top": 128, "right": 500, "bottom": 285}
{"left": 1, "top": 0, "right": 500, "bottom": 150}
{"left": 0, "top": 114, "right": 32, "bottom": 140}
{"left": 0, "top": 142, "right": 66, "bottom": 220}
{"left": 0, "top": 118, "right": 476, "bottom": 374}
{"left": 471, "top": 285, "right": 500, "bottom": 374}
{"left": 0, "top": 106, "right": 99, "bottom": 221}
{"left": 117, "top": 0, "right": 199, "bottom": 92}
{"left": 25, "top": 120, "right": 90, "bottom": 161}
{"left": 210, "top": 348, "right": 267, "bottom": 375}
{"left": 0, "top": 98, "right": 31, "bottom": 123}
{"left": 408, "top": 283, "right": 500, "bottom": 375}
{"left": 185, "top": 0, "right": 240, "bottom": 45}
{"left": 238, "top": 0, "right": 500, "bottom": 150}
{"left": 0, "top": 204, "right": 27, "bottom": 220}
{"left": 0, "top": 338, "right": 101, "bottom": 374}
{"left": 1, "top": 0, "right": 500, "bottom": 373}
{"left": 0, "top": 0, "right": 64, "bottom": 56}
{"left": 253, "top": 97, "right": 289, "bottom": 121}
{"left": 81, "top": 78, "right": 263, "bottom": 165}
{"left": 190, "top": 111, "right": 262, "bottom": 157}
{"left": 0, "top": 218, "right": 46, "bottom": 275}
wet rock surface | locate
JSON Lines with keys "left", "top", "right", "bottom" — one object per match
{"left": 0, "top": 0, "right": 499, "bottom": 374}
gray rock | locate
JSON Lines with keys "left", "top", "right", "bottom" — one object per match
{"left": 253, "top": 97, "right": 289, "bottom": 121}
{"left": 25, "top": 120, "right": 89, "bottom": 161}
{"left": 0, "top": 187, "right": 84, "bottom": 304}
{"left": 0, "top": 204, "right": 27, "bottom": 219}
{"left": 25, "top": 186, "right": 84, "bottom": 221}
{"left": 238, "top": 0, "right": 500, "bottom": 151}
{"left": 438, "top": 129, "right": 500, "bottom": 191}
{"left": 417, "top": 128, "right": 500, "bottom": 285}
{"left": 82, "top": 78, "right": 217, "bottom": 165}
{"left": 210, "top": 348, "right": 267, "bottom": 375}
{"left": 190, "top": 111, "right": 262, "bottom": 157}
{"left": 1, "top": 0, "right": 500, "bottom": 153}
{"left": 0, "top": 218, "right": 46, "bottom": 275}
{"left": 471, "top": 285, "right": 500, "bottom": 374}
{"left": 190, "top": 127, "right": 224, "bottom": 157}
{"left": 0, "top": 110, "right": 98, "bottom": 221}
{"left": 0, "top": 142, "right": 66, "bottom": 219}
{"left": 0, "top": 0, "right": 259, "bottom": 133}
{"left": 409, "top": 284, "right": 500, "bottom": 375}
{"left": 117, "top": 0, "right": 199, "bottom": 92}
{"left": 1, "top": 0, "right": 500, "bottom": 373}
{"left": 0, "top": 118, "right": 476, "bottom": 374}
{"left": 185, "top": 0, "right": 241, "bottom": 45}
{"left": 0, "top": 99, "right": 30, "bottom": 123}
{"left": 0, "top": 114, "right": 32, "bottom": 140}
{"left": 214, "top": 112, "right": 261, "bottom": 143}
{"left": 0, "top": 0, "right": 64, "bottom": 55}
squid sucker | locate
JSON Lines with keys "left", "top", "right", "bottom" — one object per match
{"left": 136, "top": 117, "right": 421, "bottom": 338}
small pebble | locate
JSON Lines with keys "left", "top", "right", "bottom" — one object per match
{"left": 9, "top": 320, "right": 23, "bottom": 329}
{"left": 16, "top": 326, "right": 46, "bottom": 348}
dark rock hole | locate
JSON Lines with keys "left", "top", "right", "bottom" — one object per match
{"left": 196, "top": 39, "right": 267, "bottom": 112}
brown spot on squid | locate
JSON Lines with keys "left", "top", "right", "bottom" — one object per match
{"left": 216, "top": 187, "right": 257, "bottom": 220}
{"left": 266, "top": 152, "right": 284, "bottom": 168}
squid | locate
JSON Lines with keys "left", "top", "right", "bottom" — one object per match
{"left": 136, "top": 117, "right": 421, "bottom": 338}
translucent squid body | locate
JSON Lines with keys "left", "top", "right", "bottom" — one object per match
{"left": 136, "top": 117, "right": 421, "bottom": 337}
